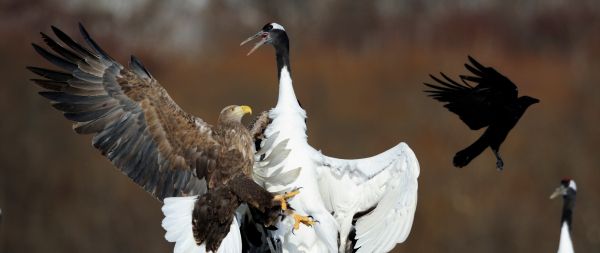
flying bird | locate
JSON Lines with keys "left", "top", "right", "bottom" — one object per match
{"left": 550, "top": 179, "right": 577, "bottom": 253}
{"left": 28, "top": 24, "right": 311, "bottom": 253}
{"left": 424, "top": 56, "right": 539, "bottom": 170}
{"left": 242, "top": 23, "right": 420, "bottom": 253}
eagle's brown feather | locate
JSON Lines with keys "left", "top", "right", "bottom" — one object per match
{"left": 30, "top": 24, "right": 216, "bottom": 200}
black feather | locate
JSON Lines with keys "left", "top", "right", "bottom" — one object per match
{"left": 130, "top": 55, "right": 153, "bottom": 79}
{"left": 64, "top": 106, "right": 114, "bottom": 122}
{"left": 41, "top": 32, "right": 85, "bottom": 64}
{"left": 78, "top": 23, "right": 116, "bottom": 62}
{"left": 31, "top": 43, "right": 78, "bottom": 71}
{"left": 38, "top": 91, "right": 110, "bottom": 104}
{"left": 51, "top": 25, "right": 98, "bottom": 60}
{"left": 27, "top": 67, "right": 71, "bottom": 81}
{"left": 31, "top": 79, "right": 67, "bottom": 91}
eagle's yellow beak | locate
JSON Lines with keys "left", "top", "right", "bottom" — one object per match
{"left": 240, "top": 105, "right": 252, "bottom": 115}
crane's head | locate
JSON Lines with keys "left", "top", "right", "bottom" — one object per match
{"left": 550, "top": 178, "right": 577, "bottom": 199}
{"left": 241, "top": 22, "right": 287, "bottom": 56}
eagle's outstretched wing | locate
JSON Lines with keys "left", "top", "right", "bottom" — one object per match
{"left": 28, "top": 24, "right": 217, "bottom": 201}
{"left": 424, "top": 56, "right": 519, "bottom": 130}
{"left": 317, "top": 142, "right": 419, "bottom": 253}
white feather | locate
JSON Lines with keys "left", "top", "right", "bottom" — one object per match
{"left": 270, "top": 23, "right": 285, "bottom": 31}
{"left": 318, "top": 143, "right": 419, "bottom": 253}
{"left": 568, "top": 180, "right": 577, "bottom": 191}
{"left": 257, "top": 62, "right": 420, "bottom": 253}
{"left": 558, "top": 221, "right": 574, "bottom": 253}
{"left": 161, "top": 196, "right": 242, "bottom": 253}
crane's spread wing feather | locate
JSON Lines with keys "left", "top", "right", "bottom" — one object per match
{"left": 424, "top": 56, "right": 519, "bottom": 130}
{"left": 318, "top": 142, "right": 419, "bottom": 252}
{"left": 28, "top": 24, "right": 216, "bottom": 201}
{"left": 352, "top": 145, "right": 419, "bottom": 253}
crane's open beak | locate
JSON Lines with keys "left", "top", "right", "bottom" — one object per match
{"left": 549, "top": 185, "right": 566, "bottom": 199}
{"left": 240, "top": 31, "right": 269, "bottom": 56}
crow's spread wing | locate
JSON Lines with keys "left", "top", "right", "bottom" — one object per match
{"left": 425, "top": 56, "right": 519, "bottom": 129}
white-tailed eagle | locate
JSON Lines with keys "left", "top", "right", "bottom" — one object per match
{"left": 28, "top": 24, "right": 312, "bottom": 253}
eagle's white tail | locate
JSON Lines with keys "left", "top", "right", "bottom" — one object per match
{"left": 161, "top": 196, "right": 242, "bottom": 253}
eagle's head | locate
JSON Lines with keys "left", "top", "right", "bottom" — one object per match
{"left": 218, "top": 105, "right": 252, "bottom": 124}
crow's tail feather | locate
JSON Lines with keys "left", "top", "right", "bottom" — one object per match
{"left": 453, "top": 135, "right": 489, "bottom": 168}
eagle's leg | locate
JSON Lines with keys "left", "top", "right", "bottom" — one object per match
{"left": 272, "top": 187, "right": 301, "bottom": 210}
{"left": 272, "top": 188, "right": 318, "bottom": 231}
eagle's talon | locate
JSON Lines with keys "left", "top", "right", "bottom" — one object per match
{"left": 292, "top": 213, "right": 317, "bottom": 231}
{"left": 273, "top": 188, "right": 302, "bottom": 211}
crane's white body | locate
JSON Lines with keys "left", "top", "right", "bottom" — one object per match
{"left": 254, "top": 66, "right": 420, "bottom": 253}
{"left": 557, "top": 221, "right": 574, "bottom": 253}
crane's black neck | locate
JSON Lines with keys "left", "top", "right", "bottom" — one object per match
{"left": 561, "top": 189, "right": 576, "bottom": 230}
{"left": 273, "top": 31, "right": 290, "bottom": 80}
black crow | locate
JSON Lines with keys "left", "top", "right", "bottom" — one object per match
{"left": 424, "top": 56, "right": 539, "bottom": 170}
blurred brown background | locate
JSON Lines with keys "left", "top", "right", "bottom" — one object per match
{"left": 1, "top": 0, "right": 599, "bottom": 252}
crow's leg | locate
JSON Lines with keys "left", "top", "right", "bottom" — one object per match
{"left": 492, "top": 149, "right": 504, "bottom": 171}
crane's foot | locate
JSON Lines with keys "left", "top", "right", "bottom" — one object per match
{"left": 273, "top": 187, "right": 302, "bottom": 211}
{"left": 291, "top": 214, "right": 318, "bottom": 234}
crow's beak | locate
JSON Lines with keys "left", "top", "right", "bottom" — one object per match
{"left": 241, "top": 31, "right": 269, "bottom": 56}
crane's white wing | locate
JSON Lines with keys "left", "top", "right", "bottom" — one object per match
{"left": 317, "top": 142, "right": 419, "bottom": 253}
{"left": 162, "top": 196, "right": 242, "bottom": 253}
